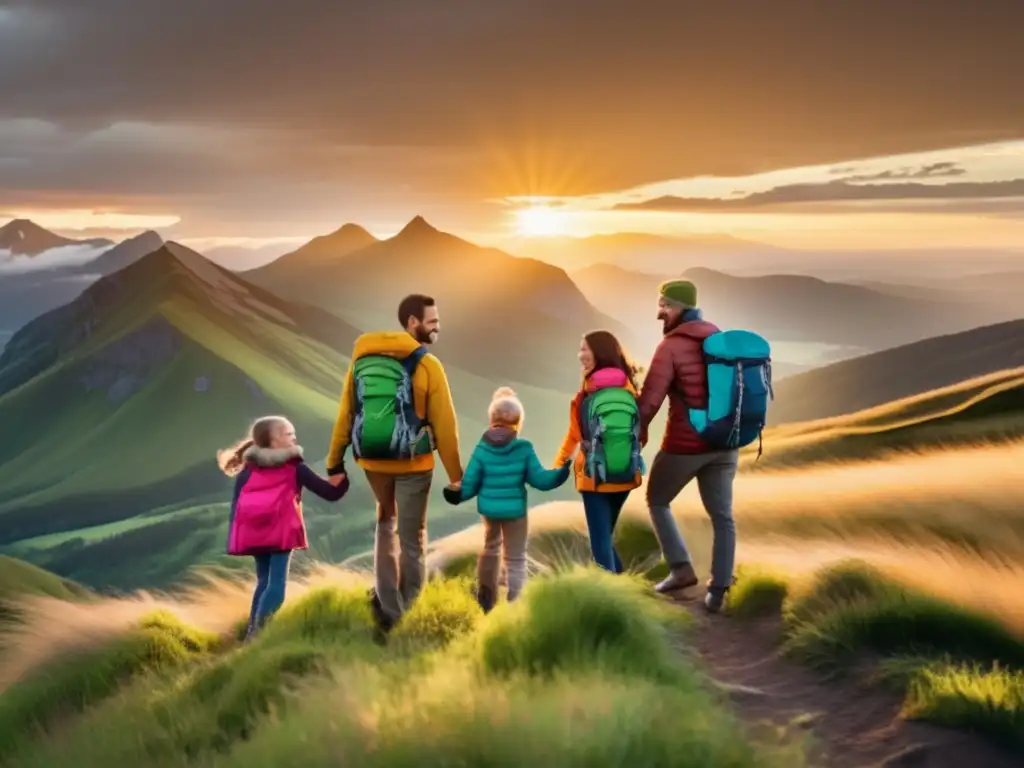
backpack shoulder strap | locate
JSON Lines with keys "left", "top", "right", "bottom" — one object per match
{"left": 402, "top": 345, "right": 429, "bottom": 376}
{"left": 576, "top": 391, "right": 594, "bottom": 440}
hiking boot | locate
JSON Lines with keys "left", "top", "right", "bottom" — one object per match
{"left": 476, "top": 584, "right": 496, "bottom": 614}
{"left": 703, "top": 577, "right": 736, "bottom": 614}
{"left": 704, "top": 587, "right": 728, "bottom": 614}
{"left": 368, "top": 588, "right": 396, "bottom": 639}
{"left": 654, "top": 562, "right": 699, "bottom": 594}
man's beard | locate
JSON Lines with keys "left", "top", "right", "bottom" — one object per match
{"left": 415, "top": 327, "right": 438, "bottom": 345}
{"left": 661, "top": 314, "right": 682, "bottom": 334}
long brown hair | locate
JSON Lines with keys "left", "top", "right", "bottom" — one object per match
{"left": 582, "top": 330, "right": 642, "bottom": 390}
{"left": 216, "top": 416, "right": 289, "bottom": 476}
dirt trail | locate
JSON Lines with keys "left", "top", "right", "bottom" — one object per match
{"left": 679, "top": 598, "right": 1019, "bottom": 768}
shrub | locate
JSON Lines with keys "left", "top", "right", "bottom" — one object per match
{"left": 727, "top": 567, "right": 789, "bottom": 619}
{"left": 782, "top": 563, "right": 1024, "bottom": 672}
{"left": 390, "top": 577, "right": 482, "bottom": 650}
{"left": 901, "top": 660, "right": 1024, "bottom": 753}
{"left": 214, "top": 667, "right": 797, "bottom": 768}
{"left": 255, "top": 586, "right": 376, "bottom": 648}
{"left": 476, "top": 567, "right": 690, "bottom": 683}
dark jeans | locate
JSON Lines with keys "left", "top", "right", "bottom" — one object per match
{"left": 581, "top": 490, "right": 631, "bottom": 573}
{"left": 248, "top": 551, "right": 293, "bottom": 632}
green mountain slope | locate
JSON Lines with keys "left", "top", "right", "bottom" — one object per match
{"left": 0, "top": 243, "right": 376, "bottom": 587}
{"left": 0, "top": 556, "right": 91, "bottom": 605}
{"left": 769, "top": 319, "right": 1024, "bottom": 424}
{"left": 751, "top": 367, "right": 1024, "bottom": 469}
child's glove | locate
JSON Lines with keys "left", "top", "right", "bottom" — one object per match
{"left": 442, "top": 485, "right": 463, "bottom": 505}
{"left": 554, "top": 460, "right": 572, "bottom": 486}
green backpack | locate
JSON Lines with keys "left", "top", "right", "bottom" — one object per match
{"left": 351, "top": 347, "right": 433, "bottom": 460}
{"left": 577, "top": 387, "right": 641, "bottom": 486}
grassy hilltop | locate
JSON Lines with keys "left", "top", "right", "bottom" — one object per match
{"left": 0, "top": 363, "right": 1022, "bottom": 764}
{"left": 0, "top": 497, "right": 1022, "bottom": 766}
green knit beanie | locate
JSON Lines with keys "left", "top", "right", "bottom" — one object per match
{"left": 658, "top": 279, "right": 698, "bottom": 308}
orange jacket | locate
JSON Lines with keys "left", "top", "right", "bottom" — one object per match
{"left": 553, "top": 371, "right": 643, "bottom": 493}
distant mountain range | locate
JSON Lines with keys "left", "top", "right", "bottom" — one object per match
{"left": 768, "top": 319, "right": 1024, "bottom": 424}
{"left": 571, "top": 264, "right": 1022, "bottom": 367}
{"left": 2, "top": 217, "right": 1020, "bottom": 590}
{"left": 512, "top": 232, "right": 1024, "bottom": 282}
{"left": 514, "top": 232, "right": 784, "bottom": 275}
{"left": 0, "top": 219, "right": 112, "bottom": 257}
{"left": 245, "top": 216, "right": 633, "bottom": 391}
{"left": 0, "top": 229, "right": 165, "bottom": 333}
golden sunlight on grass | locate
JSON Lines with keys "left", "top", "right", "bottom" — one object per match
{"left": 428, "top": 438, "right": 1024, "bottom": 636}
{"left": 0, "top": 564, "right": 368, "bottom": 692}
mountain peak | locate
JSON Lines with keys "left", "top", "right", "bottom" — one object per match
{"left": 325, "top": 222, "right": 378, "bottom": 250}
{"left": 396, "top": 215, "right": 439, "bottom": 239}
{"left": 334, "top": 222, "right": 373, "bottom": 237}
{"left": 0, "top": 218, "right": 77, "bottom": 256}
{"left": 2, "top": 217, "right": 35, "bottom": 230}
{"left": 89, "top": 230, "right": 165, "bottom": 275}
{"left": 1, "top": 218, "right": 47, "bottom": 238}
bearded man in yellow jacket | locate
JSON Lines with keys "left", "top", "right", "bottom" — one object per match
{"left": 326, "top": 294, "right": 464, "bottom": 629}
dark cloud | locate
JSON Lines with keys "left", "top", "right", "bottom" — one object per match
{"left": 613, "top": 178, "right": 1024, "bottom": 212}
{"left": 2, "top": 0, "right": 1024, "bottom": 230}
{"left": 841, "top": 161, "right": 967, "bottom": 183}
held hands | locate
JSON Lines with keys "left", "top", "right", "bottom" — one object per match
{"left": 442, "top": 483, "right": 463, "bottom": 505}
{"left": 329, "top": 473, "right": 347, "bottom": 487}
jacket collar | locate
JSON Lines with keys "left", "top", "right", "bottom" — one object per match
{"left": 243, "top": 444, "right": 304, "bottom": 467}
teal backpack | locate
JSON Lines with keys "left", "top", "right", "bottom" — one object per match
{"left": 577, "top": 387, "right": 642, "bottom": 485}
{"left": 688, "top": 330, "right": 774, "bottom": 457}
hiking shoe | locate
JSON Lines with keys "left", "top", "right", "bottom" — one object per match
{"left": 476, "top": 584, "right": 496, "bottom": 614}
{"left": 704, "top": 588, "right": 728, "bottom": 614}
{"left": 368, "top": 589, "right": 396, "bottom": 636}
{"left": 654, "top": 562, "right": 699, "bottom": 594}
{"left": 703, "top": 577, "right": 735, "bottom": 614}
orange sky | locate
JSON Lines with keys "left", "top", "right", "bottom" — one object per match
{"left": 2, "top": 1, "right": 1024, "bottom": 254}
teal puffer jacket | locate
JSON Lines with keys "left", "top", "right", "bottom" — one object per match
{"left": 450, "top": 427, "right": 571, "bottom": 519}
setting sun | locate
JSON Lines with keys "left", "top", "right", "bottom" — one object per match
{"left": 513, "top": 205, "right": 570, "bottom": 237}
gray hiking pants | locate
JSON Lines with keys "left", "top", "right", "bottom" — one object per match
{"left": 477, "top": 516, "right": 529, "bottom": 602}
{"left": 645, "top": 450, "right": 739, "bottom": 589}
{"left": 365, "top": 469, "right": 433, "bottom": 622}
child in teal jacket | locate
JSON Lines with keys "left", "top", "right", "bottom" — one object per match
{"left": 444, "top": 387, "right": 571, "bottom": 611}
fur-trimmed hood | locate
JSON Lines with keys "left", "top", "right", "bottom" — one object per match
{"left": 243, "top": 444, "right": 305, "bottom": 467}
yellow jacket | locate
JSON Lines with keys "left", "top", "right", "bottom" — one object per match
{"left": 326, "top": 331, "right": 463, "bottom": 481}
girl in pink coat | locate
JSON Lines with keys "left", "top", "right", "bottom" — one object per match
{"left": 218, "top": 415, "right": 349, "bottom": 639}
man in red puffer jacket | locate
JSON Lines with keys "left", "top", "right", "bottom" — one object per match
{"left": 637, "top": 279, "right": 740, "bottom": 614}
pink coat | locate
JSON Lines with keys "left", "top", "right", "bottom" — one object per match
{"left": 227, "top": 458, "right": 308, "bottom": 556}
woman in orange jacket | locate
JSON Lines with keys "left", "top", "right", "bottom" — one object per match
{"left": 553, "top": 330, "right": 644, "bottom": 572}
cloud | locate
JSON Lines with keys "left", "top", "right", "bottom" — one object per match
{"left": 0, "top": 242, "right": 108, "bottom": 274}
{"left": 612, "top": 178, "right": 1024, "bottom": 212}
{"left": 0, "top": 0, "right": 1023, "bottom": 229}
{"left": 841, "top": 161, "right": 966, "bottom": 183}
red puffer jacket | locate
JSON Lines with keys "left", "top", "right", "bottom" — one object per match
{"left": 637, "top": 320, "right": 719, "bottom": 454}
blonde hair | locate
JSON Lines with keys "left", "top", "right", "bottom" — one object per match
{"left": 488, "top": 386, "right": 524, "bottom": 428}
{"left": 216, "top": 415, "right": 290, "bottom": 476}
